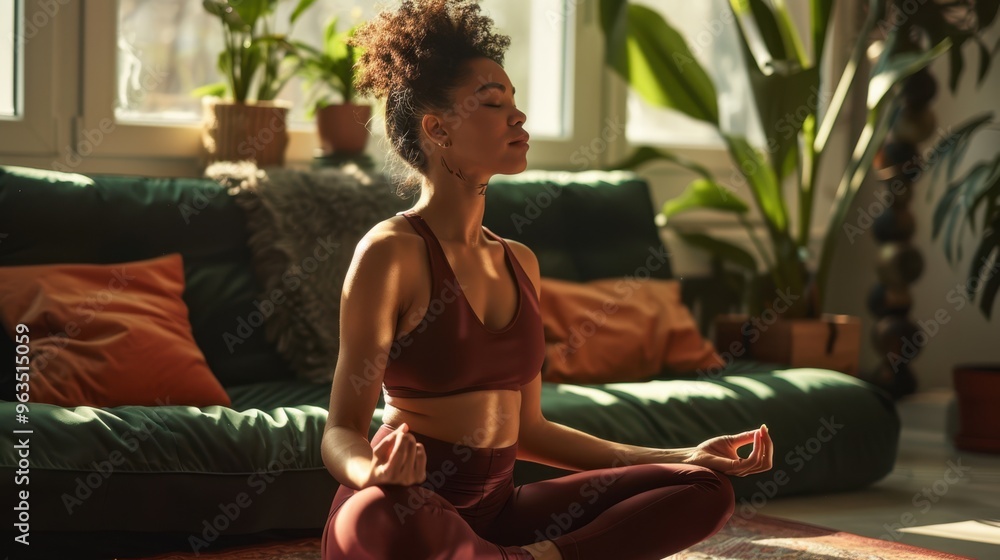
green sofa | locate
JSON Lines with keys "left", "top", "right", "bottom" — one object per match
{"left": 0, "top": 165, "right": 900, "bottom": 559}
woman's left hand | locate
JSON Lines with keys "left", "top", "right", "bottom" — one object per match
{"left": 682, "top": 424, "right": 773, "bottom": 477}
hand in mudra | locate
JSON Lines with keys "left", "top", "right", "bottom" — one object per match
{"left": 683, "top": 424, "right": 773, "bottom": 477}
{"left": 366, "top": 422, "right": 427, "bottom": 488}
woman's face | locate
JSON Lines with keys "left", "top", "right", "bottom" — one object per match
{"left": 423, "top": 57, "right": 530, "bottom": 177}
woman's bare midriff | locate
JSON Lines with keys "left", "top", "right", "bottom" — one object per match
{"left": 379, "top": 216, "right": 524, "bottom": 449}
{"left": 382, "top": 391, "right": 522, "bottom": 448}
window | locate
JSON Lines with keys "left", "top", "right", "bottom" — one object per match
{"left": 5, "top": 0, "right": 700, "bottom": 176}
{"left": 0, "top": 0, "right": 59, "bottom": 156}
{"left": 114, "top": 0, "right": 570, "bottom": 140}
{"left": 1, "top": 0, "right": 19, "bottom": 117}
{"left": 115, "top": 0, "right": 371, "bottom": 126}
{"left": 482, "top": 0, "right": 570, "bottom": 140}
{"left": 625, "top": 0, "right": 807, "bottom": 149}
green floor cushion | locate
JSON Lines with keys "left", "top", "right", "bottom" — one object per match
{"left": 513, "top": 360, "right": 900, "bottom": 508}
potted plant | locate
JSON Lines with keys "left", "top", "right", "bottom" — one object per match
{"left": 289, "top": 15, "right": 370, "bottom": 156}
{"left": 922, "top": 102, "right": 1000, "bottom": 454}
{"left": 194, "top": 0, "right": 318, "bottom": 167}
{"left": 596, "top": 0, "right": 995, "bottom": 379}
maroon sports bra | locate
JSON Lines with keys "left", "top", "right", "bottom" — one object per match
{"left": 381, "top": 210, "right": 546, "bottom": 399}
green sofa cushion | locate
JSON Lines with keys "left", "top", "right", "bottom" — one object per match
{"left": 0, "top": 166, "right": 671, "bottom": 391}
{"left": 0, "top": 360, "right": 897, "bottom": 541}
{"left": 0, "top": 165, "right": 296, "bottom": 388}
{"left": 483, "top": 170, "right": 674, "bottom": 281}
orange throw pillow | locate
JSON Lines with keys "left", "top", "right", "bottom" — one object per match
{"left": 0, "top": 253, "right": 231, "bottom": 408}
{"left": 540, "top": 277, "right": 724, "bottom": 383}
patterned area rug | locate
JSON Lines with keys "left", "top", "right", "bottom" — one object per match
{"left": 136, "top": 513, "right": 971, "bottom": 559}
{"left": 666, "top": 514, "right": 972, "bottom": 559}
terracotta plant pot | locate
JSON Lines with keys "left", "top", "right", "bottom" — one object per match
{"left": 201, "top": 97, "right": 291, "bottom": 167}
{"left": 714, "top": 313, "right": 862, "bottom": 376}
{"left": 316, "top": 103, "right": 372, "bottom": 156}
{"left": 953, "top": 364, "right": 1000, "bottom": 453}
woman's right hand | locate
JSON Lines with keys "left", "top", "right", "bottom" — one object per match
{"left": 365, "top": 422, "right": 427, "bottom": 487}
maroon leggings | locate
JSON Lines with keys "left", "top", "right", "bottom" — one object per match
{"left": 321, "top": 423, "right": 735, "bottom": 559}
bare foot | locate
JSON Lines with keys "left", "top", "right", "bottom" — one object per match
{"left": 520, "top": 540, "right": 563, "bottom": 560}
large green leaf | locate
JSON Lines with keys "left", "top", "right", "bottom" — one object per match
{"left": 771, "top": 0, "right": 808, "bottom": 66}
{"left": 231, "top": 0, "right": 273, "bottom": 30}
{"left": 752, "top": 65, "right": 819, "bottom": 181}
{"left": 969, "top": 215, "right": 1000, "bottom": 319}
{"left": 603, "top": 145, "right": 715, "bottom": 181}
{"left": 815, "top": 98, "right": 895, "bottom": 310}
{"left": 966, "top": 212, "right": 999, "bottom": 296}
{"left": 970, "top": 155, "right": 1000, "bottom": 224}
{"left": 242, "top": 42, "right": 264, "bottom": 101}
{"left": 203, "top": 0, "right": 246, "bottom": 31}
{"left": 599, "top": 0, "right": 628, "bottom": 68}
{"left": 810, "top": 0, "right": 834, "bottom": 67}
{"left": 931, "top": 160, "right": 999, "bottom": 264}
{"left": 957, "top": 150, "right": 1000, "bottom": 319}
{"left": 931, "top": 178, "right": 964, "bottom": 241}
{"left": 290, "top": 0, "right": 317, "bottom": 25}
{"left": 324, "top": 16, "right": 343, "bottom": 57}
{"left": 949, "top": 39, "right": 967, "bottom": 93}
{"left": 730, "top": 0, "right": 788, "bottom": 65}
{"left": 922, "top": 112, "right": 993, "bottom": 200}
{"left": 661, "top": 179, "right": 750, "bottom": 219}
{"left": 958, "top": 156, "right": 1000, "bottom": 250}
{"left": 813, "top": 0, "right": 884, "bottom": 156}
{"left": 599, "top": 2, "right": 719, "bottom": 124}
{"left": 675, "top": 231, "right": 758, "bottom": 272}
{"left": 723, "top": 134, "right": 788, "bottom": 233}
{"left": 190, "top": 82, "right": 228, "bottom": 98}
{"left": 868, "top": 33, "right": 952, "bottom": 110}
{"left": 975, "top": 36, "right": 992, "bottom": 86}
{"left": 978, "top": 251, "right": 1000, "bottom": 319}
{"left": 728, "top": 1, "right": 819, "bottom": 181}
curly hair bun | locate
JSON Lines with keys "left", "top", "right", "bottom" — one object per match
{"left": 348, "top": 0, "right": 511, "bottom": 100}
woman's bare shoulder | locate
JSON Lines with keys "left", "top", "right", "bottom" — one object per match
{"left": 356, "top": 215, "right": 422, "bottom": 252}
{"left": 349, "top": 216, "right": 424, "bottom": 288}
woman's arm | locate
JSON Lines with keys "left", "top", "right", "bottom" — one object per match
{"left": 516, "top": 373, "right": 694, "bottom": 471}
{"left": 322, "top": 231, "right": 406, "bottom": 490}
{"left": 507, "top": 240, "right": 694, "bottom": 471}
{"left": 508, "top": 241, "right": 772, "bottom": 475}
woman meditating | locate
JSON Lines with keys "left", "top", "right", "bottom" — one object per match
{"left": 320, "top": 1, "right": 773, "bottom": 558}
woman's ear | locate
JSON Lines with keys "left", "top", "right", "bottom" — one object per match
{"left": 420, "top": 113, "right": 449, "bottom": 146}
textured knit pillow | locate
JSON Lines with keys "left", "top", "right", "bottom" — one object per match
{"left": 207, "top": 161, "right": 410, "bottom": 383}
{"left": 540, "top": 277, "right": 724, "bottom": 383}
{"left": 0, "top": 253, "right": 231, "bottom": 407}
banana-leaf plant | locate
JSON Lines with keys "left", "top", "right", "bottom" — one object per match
{"left": 597, "top": 0, "right": 997, "bottom": 318}
{"left": 194, "top": 0, "right": 317, "bottom": 103}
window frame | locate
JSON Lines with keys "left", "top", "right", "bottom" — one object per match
{"left": 0, "top": 0, "right": 854, "bottom": 189}
{"left": 77, "top": 1, "right": 318, "bottom": 165}
{"left": 64, "top": 0, "right": 602, "bottom": 177}
{"left": 0, "top": 0, "right": 62, "bottom": 156}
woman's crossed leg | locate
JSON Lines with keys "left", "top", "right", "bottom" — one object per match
{"left": 323, "top": 481, "right": 534, "bottom": 560}
{"left": 479, "top": 462, "right": 736, "bottom": 560}
{"left": 323, "top": 461, "right": 734, "bottom": 560}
